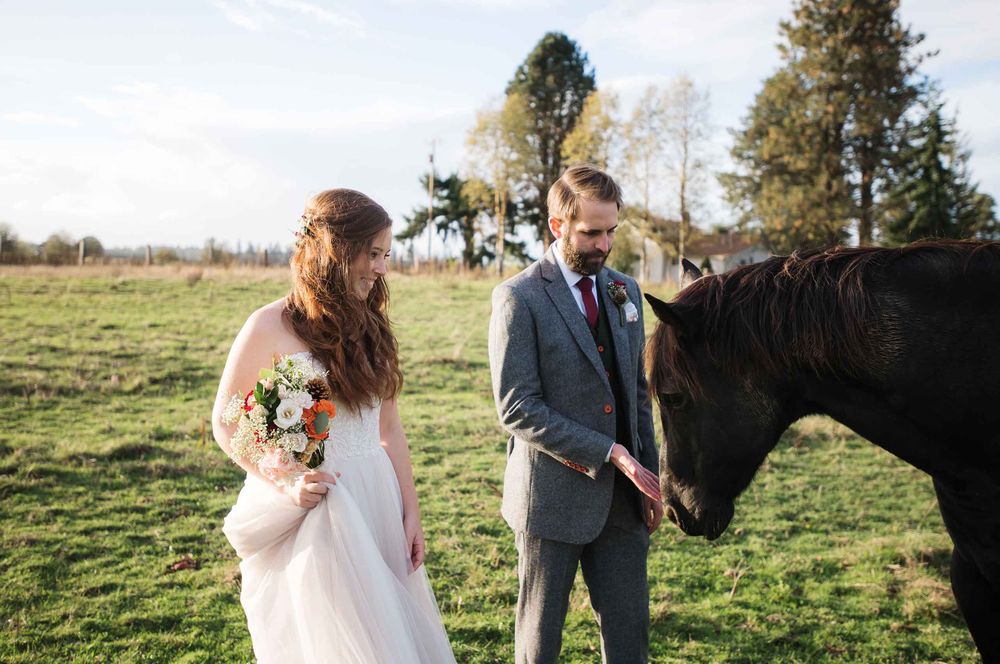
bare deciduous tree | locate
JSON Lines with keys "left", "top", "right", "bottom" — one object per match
{"left": 465, "top": 93, "right": 535, "bottom": 276}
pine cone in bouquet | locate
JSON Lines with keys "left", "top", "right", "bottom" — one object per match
{"left": 305, "top": 378, "right": 332, "bottom": 402}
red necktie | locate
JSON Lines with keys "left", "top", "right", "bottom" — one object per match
{"left": 576, "top": 277, "right": 598, "bottom": 328}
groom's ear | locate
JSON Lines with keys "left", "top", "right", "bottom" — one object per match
{"left": 548, "top": 216, "right": 565, "bottom": 240}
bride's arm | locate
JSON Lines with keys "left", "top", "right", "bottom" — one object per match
{"left": 212, "top": 303, "right": 337, "bottom": 505}
{"left": 379, "top": 397, "right": 425, "bottom": 570}
{"left": 212, "top": 307, "right": 283, "bottom": 485}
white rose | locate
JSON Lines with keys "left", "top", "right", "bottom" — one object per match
{"left": 274, "top": 399, "right": 303, "bottom": 429}
{"left": 280, "top": 432, "right": 308, "bottom": 453}
{"left": 288, "top": 390, "right": 314, "bottom": 410}
{"left": 278, "top": 384, "right": 289, "bottom": 399}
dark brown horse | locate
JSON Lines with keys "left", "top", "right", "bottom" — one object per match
{"left": 644, "top": 240, "right": 1000, "bottom": 661}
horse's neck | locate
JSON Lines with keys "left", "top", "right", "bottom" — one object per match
{"left": 796, "top": 376, "right": 998, "bottom": 487}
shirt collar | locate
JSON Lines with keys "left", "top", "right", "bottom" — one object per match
{"left": 552, "top": 239, "right": 596, "bottom": 289}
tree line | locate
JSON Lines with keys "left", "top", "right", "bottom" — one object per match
{"left": 399, "top": 0, "right": 997, "bottom": 275}
{"left": 721, "top": 0, "right": 997, "bottom": 252}
{"left": 398, "top": 31, "right": 716, "bottom": 280}
{"left": 0, "top": 226, "right": 290, "bottom": 267}
{"left": 4, "top": 1, "right": 995, "bottom": 271}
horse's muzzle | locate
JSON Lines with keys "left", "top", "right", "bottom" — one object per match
{"left": 663, "top": 489, "right": 734, "bottom": 541}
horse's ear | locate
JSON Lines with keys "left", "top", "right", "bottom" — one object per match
{"left": 644, "top": 293, "right": 689, "bottom": 332}
{"left": 681, "top": 258, "right": 703, "bottom": 288}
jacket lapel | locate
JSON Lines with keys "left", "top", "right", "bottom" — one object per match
{"left": 540, "top": 248, "right": 611, "bottom": 393}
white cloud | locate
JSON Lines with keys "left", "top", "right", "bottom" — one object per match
{"left": 0, "top": 82, "right": 477, "bottom": 246}
{"left": 0, "top": 134, "right": 297, "bottom": 245}
{"left": 2, "top": 111, "right": 81, "bottom": 128}
{"left": 211, "top": 0, "right": 364, "bottom": 34}
{"left": 391, "top": 0, "right": 557, "bottom": 8}
{"left": 212, "top": 0, "right": 268, "bottom": 31}
{"left": 267, "top": 0, "right": 362, "bottom": 28}
{"left": 904, "top": 0, "right": 1000, "bottom": 70}
{"left": 78, "top": 83, "right": 471, "bottom": 140}
{"left": 578, "top": 0, "right": 789, "bottom": 84}
{"left": 601, "top": 74, "right": 670, "bottom": 96}
{"left": 944, "top": 79, "right": 1000, "bottom": 197}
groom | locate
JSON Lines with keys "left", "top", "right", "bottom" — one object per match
{"left": 488, "top": 164, "right": 663, "bottom": 663}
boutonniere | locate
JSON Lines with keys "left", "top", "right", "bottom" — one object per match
{"left": 607, "top": 280, "right": 638, "bottom": 325}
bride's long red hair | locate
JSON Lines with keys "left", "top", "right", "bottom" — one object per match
{"left": 283, "top": 189, "right": 403, "bottom": 411}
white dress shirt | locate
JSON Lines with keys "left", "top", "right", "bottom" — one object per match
{"left": 552, "top": 240, "right": 616, "bottom": 464}
{"left": 552, "top": 239, "right": 599, "bottom": 318}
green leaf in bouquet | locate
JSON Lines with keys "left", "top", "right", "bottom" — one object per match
{"left": 258, "top": 368, "right": 275, "bottom": 380}
{"left": 263, "top": 388, "right": 279, "bottom": 407}
{"left": 253, "top": 383, "right": 265, "bottom": 405}
{"left": 312, "top": 411, "right": 330, "bottom": 434}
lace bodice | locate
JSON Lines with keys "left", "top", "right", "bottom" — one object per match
{"left": 289, "top": 352, "right": 384, "bottom": 464}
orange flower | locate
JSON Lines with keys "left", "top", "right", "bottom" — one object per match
{"left": 303, "top": 400, "right": 336, "bottom": 440}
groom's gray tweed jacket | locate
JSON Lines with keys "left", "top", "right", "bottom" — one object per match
{"left": 489, "top": 246, "right": 659, "bottom": 545}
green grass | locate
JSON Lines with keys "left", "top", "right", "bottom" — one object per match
{"left": 0, "top": 268, "right": 979, "bottom": 662}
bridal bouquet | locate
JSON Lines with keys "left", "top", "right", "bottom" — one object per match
{"left": 222, "top": 354, "right": 336, "bottom": 483}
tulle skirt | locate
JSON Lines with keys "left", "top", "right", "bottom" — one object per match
{"left": 223, "top": 450, "right": 456, "bottom": 663}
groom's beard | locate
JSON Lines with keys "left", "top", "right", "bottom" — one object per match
{"left": 562, "top": 237, "right": 608, "bottom": 276}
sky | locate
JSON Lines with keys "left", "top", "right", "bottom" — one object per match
{"left": 1, "top": 0, "right": 998, "bottom": 254}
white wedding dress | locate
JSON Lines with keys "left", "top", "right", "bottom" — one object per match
{"left": 223, "top": 353, "right": 456, "bottom": 663}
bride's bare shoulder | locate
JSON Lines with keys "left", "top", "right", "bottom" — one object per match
{"left": 238, "top": 298, "right": 300, "bottom": 350}
{"left": 246, "top": 298, "right": 289, "bottom": 328}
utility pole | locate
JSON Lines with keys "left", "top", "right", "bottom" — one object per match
{"left": 427, "top": 140, "right": 436, "bottom": 268}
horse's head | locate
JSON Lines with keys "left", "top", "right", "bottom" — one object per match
{"left": 644, "top": 261, "right": 790, "bottom": 540}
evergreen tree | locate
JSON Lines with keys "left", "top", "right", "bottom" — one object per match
{"left": 883, "top": 96, "right": 998, "bottom": 243}
{"left": 721, "top": 68, "right": 851, "bottom": 252}
{"left": 721, "top": 0, "right": 927, "bottom": 251}
{"left": 506, "top": 32, "right": 596, "bottom": 247}
{"left": 399, "top": 173, "right": 484, "bottom": 269}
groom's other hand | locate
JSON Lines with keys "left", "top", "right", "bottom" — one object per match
{"left": 609, "top": 443, "right": 661, "bottom": 502}
{"left": 643, "top": 495, "right": 664, "bottom": 534}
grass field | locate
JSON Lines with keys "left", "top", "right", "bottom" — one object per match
{"left": 0, "top": 267, "right": 979, "bottom": 662}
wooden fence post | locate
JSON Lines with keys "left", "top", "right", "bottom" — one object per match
{"left": 145, "top": 245, "right": 152, "bottom": 266}
{"left": 78, "top": 239, "right": 85, "bottom": 266}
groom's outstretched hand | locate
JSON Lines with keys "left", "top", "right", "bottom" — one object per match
{"left": 610, "top": 443, "right": 661, "bottom": 503}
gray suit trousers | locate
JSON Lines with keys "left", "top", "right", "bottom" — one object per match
{"left": 514, "top": 472, "right": 650, "bottom": 664}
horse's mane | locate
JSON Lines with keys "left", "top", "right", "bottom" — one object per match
{"left": 647, "top": 239, "right": 1000, "bottom": 399}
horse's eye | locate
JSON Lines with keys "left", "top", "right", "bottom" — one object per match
{"left": 659, "top": 392, "right": 687, "bottom": 409}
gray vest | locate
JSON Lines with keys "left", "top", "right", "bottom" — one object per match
{"left": 591, "top": 299, "right": 633, "bottom": 454}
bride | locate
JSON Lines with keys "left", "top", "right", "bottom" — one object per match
{"left": 212, "top": 189, "right": 456, "bottom": 663}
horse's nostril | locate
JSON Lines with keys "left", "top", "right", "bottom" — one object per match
{"left": 665, "top": 505, "right": 679, "bottom": 526}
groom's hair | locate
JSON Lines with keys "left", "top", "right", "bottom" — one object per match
{"left": 547, "top": 163, "right": 623, "bottom": 226}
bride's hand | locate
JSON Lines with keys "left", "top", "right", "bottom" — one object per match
{"left": 281, "top": 469, "right": 341, "bottom": 508}
{"left": 403, "top": 512, "right": 425, "bottom": 571}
